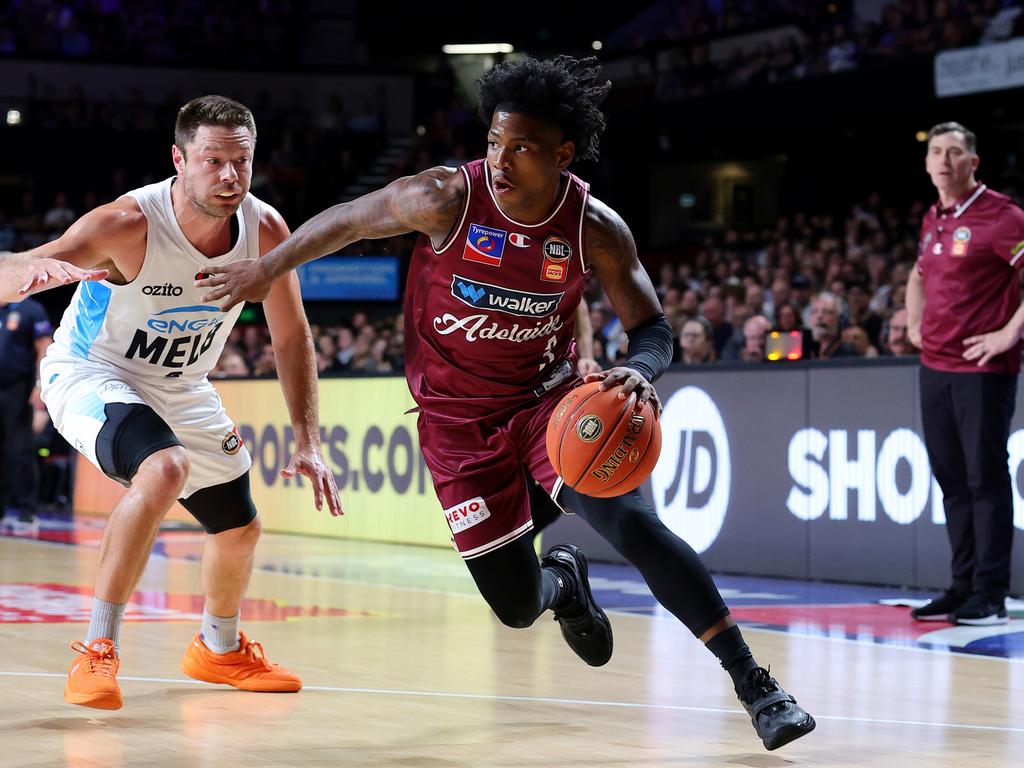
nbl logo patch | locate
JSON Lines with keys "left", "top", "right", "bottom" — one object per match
{"left": 463, "top": 223, "right": 508, "bottom": 267}
{"left": 541, "top": 236, "right": 572, "bottom": 283}
{"left": 222, "top": 428, "right": 243, "bottom": 455}
{"left": 951, "top": 226, "right": 971, "bottom": 258}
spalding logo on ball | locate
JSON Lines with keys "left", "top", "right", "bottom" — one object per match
{"left": 546, "top": 380, "right": 662, "bottom": 497}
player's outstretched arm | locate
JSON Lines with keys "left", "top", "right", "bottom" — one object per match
{"left": 198, "top": 167, "right": 466, "bottom": 310}
{"left": 584, "top": 197, "right": 670, "bottom": 411}
{"left": 0, "top": 254, "right": 108, "bottom": 303}
{"left": 0, "top": 201, "right": 144, "bottom": 301}
{"left": 260, "top": 207, "right": 343, "bottom": 517}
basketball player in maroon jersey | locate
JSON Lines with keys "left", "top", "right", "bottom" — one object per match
{"left": 198, "top": 56, "right": 814, "bottom": 750}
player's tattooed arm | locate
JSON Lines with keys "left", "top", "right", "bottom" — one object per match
{"left": 583, "top": 197, "right": 665, "bottom": 410}
{"left": 199, "top": 167, "right": 466, "bottom": 308}
{"left": 584, "top": 197, "right": 662, "bottom": 330}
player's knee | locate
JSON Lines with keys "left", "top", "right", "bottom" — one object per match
{"left": 211, "top": 515, "right": 262, "bottom": 549}
{"left": 490, "top": 597, "right": 541, "bottom": 629}
{"left": 582, "top": 493, "right": 661, "bottom": 560}
{"left": 138, "top": 446, "right": 190, "bottom": 499}
{"left": 179, "top": 473, "right": 258, "bottom": 534}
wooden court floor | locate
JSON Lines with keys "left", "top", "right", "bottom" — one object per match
{"left": 0, "top": 520, "right": 1022, "bottom": 768}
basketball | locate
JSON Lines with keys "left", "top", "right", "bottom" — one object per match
{"left": 546, "top": 381, "right": 662, "bottom": 498}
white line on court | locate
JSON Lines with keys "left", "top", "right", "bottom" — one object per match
{"left": 0, "top": 670, "right": 1022, "bottom": 735}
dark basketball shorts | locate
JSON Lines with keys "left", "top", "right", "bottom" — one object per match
{"left": 417, "top": 378, "right": 578, "bottom": 559}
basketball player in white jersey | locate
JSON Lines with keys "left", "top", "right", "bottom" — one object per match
{"left": 0, "top": 95, "right": 341, "bottom": 710}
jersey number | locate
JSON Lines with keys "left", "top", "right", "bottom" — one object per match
{"left": 539, "top": 336, "right": 558, "bottom": 371}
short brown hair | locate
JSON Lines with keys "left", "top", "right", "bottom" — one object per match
{"left": 927, "top": 121, "right": 976, "bottom": 153}
{"left": 174, "top": 95, "right": 256, "bottom": 155}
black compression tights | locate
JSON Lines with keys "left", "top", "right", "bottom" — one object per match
{"left": 464, "top": 487, "right": 729, "bottom": 637}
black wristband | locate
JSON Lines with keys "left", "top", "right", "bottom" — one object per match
{"left": 624, "top": 314, "right": 674, "bottom": 382}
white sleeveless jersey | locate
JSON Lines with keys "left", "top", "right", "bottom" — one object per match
{"left": 49, "top": 177, "right": 263, "bottom": 381}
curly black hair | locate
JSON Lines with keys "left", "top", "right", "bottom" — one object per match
{"left": 476, "top": 55, "right": 611, "bottom": 163}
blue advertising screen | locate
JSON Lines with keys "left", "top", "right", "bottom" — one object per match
{"left": 296, "top": 256, "right": 400, "bottom": 301}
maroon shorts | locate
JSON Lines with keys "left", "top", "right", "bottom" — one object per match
{"left": 417, "top": 379, "right": 577, "bottom": 559}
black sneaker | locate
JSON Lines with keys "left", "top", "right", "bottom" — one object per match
{"left": 541, "top": 544, "right": 613, "bottom": 667}
{"left": 910, "top": 589, "right": 968, "bottom": 621}
{"left": 949, "top": 593, "right": 1008, "bottom": 626}
{"left": 736, "top": 666, "right": 815, "bottom": 751}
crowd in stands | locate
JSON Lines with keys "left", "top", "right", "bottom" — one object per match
{"left": 0, "top": 0, "right": 298, "bottom": 66}
{"left": 210, "top": 310, "right": 406, "bottom": 379}
{"left": 579, "top": 189, "right": 925, "bottom": 370}
{"left": 609, "top": 0, "right": 1023, "bottom": 101}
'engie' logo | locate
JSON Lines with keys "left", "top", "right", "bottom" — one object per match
{"left": 444, "top": 496, "right": 491, "bottom": 534}
{"left": 126, "top": 305, "right": 225, "bottom": 370}
{"left": 146, "top": 305, "right": 224, "bottom": 334}
{"left": 650, "top": 386, "right": 731, "bottom": 553}
{"left": 451, "top": 275, "right": 563, "bottom": 318}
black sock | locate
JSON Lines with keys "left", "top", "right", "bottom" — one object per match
{"left": 705, "top": 625, "right": 758, "bottom": 689}
{"left": 541, "top": 563, "right": 576, "bottom": 612}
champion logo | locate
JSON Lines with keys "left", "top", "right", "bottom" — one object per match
{"left": 509, "top": 233, "right": 530, "bottom": 247}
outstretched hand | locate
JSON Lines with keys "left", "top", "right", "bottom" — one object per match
{"left": 196, "top": 259, "right": 274, "bottom": 310}
{"left": 18, "top": 259, "right": 108, "bottom": 297}
{"left": 281, "top": 447, "right": 343, "bottom": 517}
{"left": 584, "top": 366, "right": 662, "bottom": 414}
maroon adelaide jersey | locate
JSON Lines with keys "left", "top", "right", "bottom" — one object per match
{"left": 917, "top": 184, "right": 1024, "bottom": 374}
{"left": 404, "top": 159, "right": 590, "bottom": 420}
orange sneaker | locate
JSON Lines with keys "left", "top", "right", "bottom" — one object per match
{"left": 64, "top": 639, "right": 122, "bottom": 710}
{"left": 180, "top": 631, "right": 301, "bottom": 692}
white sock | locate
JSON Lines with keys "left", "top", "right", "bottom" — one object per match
{"left": 200, "top": 608, "right": 240, "bottom": 653}
{"left": 85, "top": 597, "right": 126, "bottom": 652}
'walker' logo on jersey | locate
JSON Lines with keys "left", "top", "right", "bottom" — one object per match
{"left": 444, "top": 496, "right": 491, "bottom": 534}
{"left": 650, "top": 387, "right": 731, "bottom": 554}
{"left": 451, "top": 275, "right": 564, "bottom": 318}
{"left": 142, "top": 283, "right": 184, "bottom": 296}
{"left": 433, "top": 312, "right": 563, "bottom": 344}
{"left": 541, "top": 236, "right": 572, "bottom": 283}
{"left": 125, "top": 305, "right": 226, "bottom": 370}
{"left": 463, "top": 223, "right": 507, "bottom": 267}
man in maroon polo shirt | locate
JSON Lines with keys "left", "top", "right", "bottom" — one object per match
{"left": 907, "top": 122, "right": 1024, "bottom": 626}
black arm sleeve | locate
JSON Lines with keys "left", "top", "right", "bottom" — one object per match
{"left": 624, "top": 313, "right": 674, "bottom": 382}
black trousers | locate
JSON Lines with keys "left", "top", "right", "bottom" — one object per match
{"left": 919, "top": 365, "right": 1017, "bottom": 599}
{"left": 0, "top": 378, "right": 38, "bottom": 517}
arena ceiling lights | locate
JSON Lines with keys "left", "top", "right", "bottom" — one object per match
{"left": 442, "top": 43, "right": 514, "bottom": 55}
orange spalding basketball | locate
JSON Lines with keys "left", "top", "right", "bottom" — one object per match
{"left": 546, "top": 381, "right": 662, "bottom": 498}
